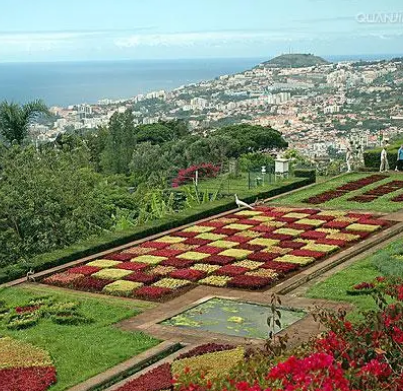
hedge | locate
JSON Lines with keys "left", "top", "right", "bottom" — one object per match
{"left": 0, "top": 177, "right": 313, "bottom": 285}
{"left": 364, "top": 140, "right": 403, "bottom": 169}
{"left": 293, "top": 169, "right": 316, "bottom": 182}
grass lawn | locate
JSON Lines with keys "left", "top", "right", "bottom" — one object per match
{"left": 177, "top": 172, "right": 300, "bottom": 198}
{"left": 306, "top": 258, "right": 380, "bottom": 320}
{"left": 271, "top": 172, "right": 403, "bottom": 213}
{"left": 0, "top": 284, "right": 159, "bottom": 391}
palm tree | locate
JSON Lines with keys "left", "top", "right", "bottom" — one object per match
{"left": 0, "top": 100, "right": 49, "bottom": 145}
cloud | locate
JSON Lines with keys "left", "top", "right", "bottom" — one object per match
{"left": 114, "top": 31, "right": 303, "bottom": 48}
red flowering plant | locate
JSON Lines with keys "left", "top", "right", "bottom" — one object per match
{"left": 172, "top": 163, "right": 220, "bottom": 187}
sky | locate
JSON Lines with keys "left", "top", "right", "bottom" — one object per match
{"left": 0, "top": 0, "right": 403, "bottom": 62}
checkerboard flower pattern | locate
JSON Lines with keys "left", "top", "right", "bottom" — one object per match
{"left": 43, "top": 206, "right": 390, "bottom": 300}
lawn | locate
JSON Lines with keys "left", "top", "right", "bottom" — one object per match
{"left": 0, "top": 284, "right": 159, "bottom": 391}
{"left": 271, "top": 172, "right": 403, "bottom": 213}
{"left": 177, "top": 172, "right": 297, "bottom": 197}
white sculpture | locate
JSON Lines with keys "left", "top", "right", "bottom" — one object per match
{"left": 235, "top": 194, "right": 254, "bottom": 210}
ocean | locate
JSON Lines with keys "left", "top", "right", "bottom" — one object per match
{"left": 0, "top": 54, "right": 401, "bottom": 107}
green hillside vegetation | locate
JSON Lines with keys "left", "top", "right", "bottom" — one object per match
{"left": 262, "top": 53, "right": 330, "bottom": 68}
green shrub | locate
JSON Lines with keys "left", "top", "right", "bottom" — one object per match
{"left": 51, "top": 313, "right": 92, "bottom": 326}
{"left": 294, "top": 169, "right": 316, "bottom": 182}
{"left": 363, "top": 140, "right": 403, "bottom": 169}
{"left": 372, "top": 241, "right": 403, "bottom": 277}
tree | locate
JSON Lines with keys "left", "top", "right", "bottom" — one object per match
{"left": 0, "top": 100, "right": 49, "bottom": 145}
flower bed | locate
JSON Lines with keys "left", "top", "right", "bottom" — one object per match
{"left": 349, "top": 180, "right": 403, "bottom": 203}
{"left": 0, "top": 337, "right": 57, "bottom": 391}
{"left": 303, "top": 174, "right": 388, "bottom": 204}
{"left": 43, "top": 206, "right": 390, "bottom": 301}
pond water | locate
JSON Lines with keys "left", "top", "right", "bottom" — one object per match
{"left": 160, "top": 298, "right": 306, "bottom": 339}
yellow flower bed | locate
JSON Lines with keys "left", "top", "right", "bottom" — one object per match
{"left": 225, "top": 223, "right": 254, "bottom": 231}
{"left": 103, "top": 280, "right": 143, "bottom": 296}
{"left": 153, "top": 278, "right": 191, "bottom": 289}
{"left": 234, "top": 210, "right": 263, "bottom": 216}
{"left": 183, "top": 226, "right": 215, "bottom": 233}
{"left": 132, "top": 255, "right": 167, "bottom": 264}
{"left": 210, "top": 217, "right": 239, "bottom": 224}
{"left": 196, "top": 233, "right": 227, "bottom": 241}
{"left": 317, "top": 210, "right": 347, "bottom": 217}
{"left": 295, "top": 238, "right": 316, "bottom": 244}
{"left": 274, "top": 228, "right": 303, "bottom": 237}
{"left": 0, "top": 337, "right": 53, "bottom": 369}
{"left": 296, "top": 219, "right": 324, "bottom": 227}
{"left": 276, "top": 255, "right": 315, "bottom": 265}
{"left": 92, "top": 268, "right": 133, "bottom": 280}
{"left": 155, "top": 236, "right": 186, "bottom": 244}
{"left": 274, "top": 207, "right": 297, "bottom": 213}
{"left": 335, "top": 217, "right": 359, "bottom": 223}
{"left": 191, "top": 264, "right": 220, "bottom": 273}
{"left": 248, "top": 238, "right": 280, "bottom": 247}
{"left": 87, "top": 259, "right": 122, "bottom": 268}
{"left": 263, "top": 246, "right": 291, "bottom": 255}
{"left": 246, "top": 268, "right": 278, "bottom": 278}
{"left": 172, "top": 347, "right": 244, "bottom": 379}
{"left": 327, "top": 232, "right": 360, "bottom": 242}
{"left": 283, "top": 212, "right": 310, "bottom": 219}
{"left": 199, "top": 275, "right": 231, "bottom": 287}
{"left": 317, "top": 228, "right": 340, "bottom": 234}
{"left": 303, "top": 243, "right": 339, "bottom": 253}
{"left": 122, "top": 247, "right": 154, "bottom": 255}
{"left": 149, "top": 266, "right": 177, "bottom": 275}
{"left": 218, "top": 249, "right": 253, "bottom": 260}
{"left": 262, "top": 221, "right": 286, "bottom": 228}
{"left": 233, "top": 260, "right": 264, "bottom": 269}
{"left": 237, "top": 230, "right": 262, "bottom": 238}
{"left": 346, "top": 223, "right": 381, "bottom": 232}
{"left": 210, "top": 240, "right": 238, "bottom": 249}
{"left": 169, "top": 243, "right": 198, "bottom": 251}
{"left": 178, "top": 251, "right": 210, "bottom": 261}
{"left": 252, "top": 215, "right": 275, "bottom": 222}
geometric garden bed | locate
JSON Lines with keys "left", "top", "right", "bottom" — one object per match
{"left": 43, "top": 206, "right": 392, "bottom": 301}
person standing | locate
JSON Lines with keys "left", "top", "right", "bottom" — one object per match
{"left": 396, "top": 145, "right": 403, "bottom": 171}
{"left": 380, "top": 146, "right": 389, "bottom": 172}
{"left": 346, "top": 146, "right": 353, "bottom": 173}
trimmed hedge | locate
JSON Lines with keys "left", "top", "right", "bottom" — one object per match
{"left": 0, "top": 177, "right": 313, "bottom": 285}
{"left": 364, "top": 140, "right": 403, "bottom": 169}
{"left": 294, "top": 169, "right": 316, "bottom": 182}
{"left": 371, "top": 240, "right": 403, "bottom": 278}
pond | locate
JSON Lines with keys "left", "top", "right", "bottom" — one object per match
{"left": 160, "top": 298, "right": 306, "bottom": 339}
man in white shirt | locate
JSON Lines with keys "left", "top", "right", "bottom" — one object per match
{"left": 380, "top": 146, "right": 389, "bottom": 172}
{"left": 346, "top": 147, "right": 353, "bottom": 173}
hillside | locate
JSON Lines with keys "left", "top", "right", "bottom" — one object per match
{"left": 261, "top": 53, "right": 330, "bottom": 68}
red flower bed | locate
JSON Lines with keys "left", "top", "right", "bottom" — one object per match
{"left": 67, "top": 266, "right": 101, "bottom": 276}
{"left": 71, "top": 276, "right": 113, "bottom": 292}
{"left": 287, "top": 223, "right": 314, "bottom": 230}
{"left": 116, "top": 363, "right": 172, "bottom": 391}
{"left": 291, "top": 249, "right": 325, "bottom": 259}
{"left": 102, "top": 253, "right": 132, "bottom": 261}
{"left": 237, "top": 219, "right": 262, "bottom": 225}
{"left": 134, "top": 286, "right": 173, "bottom": 300}
{"left": 316, "top": 238, "right": 347, "bottom": 247}
{"left": 349, "top": 180, "right": 403, "bottom": 203}
{"left": 169, "top": 269, "right": 206, "bottom": 281}
{"left": 204, "top": 255, "right": 235, "bottom": 265}
{"left": 150, "top": 249, "right": 184, "bottom": 257}
{"left": 251, "top": 225, "right": 276, "bottom": 233}
{"left": 300, "top": 230, "right": 327, "bottom": 240}
{"left": 115, "top": 262, "right": 148, "bottom": 271}
{"left": 293, "top": 208, "right": 320, "bottom": 214}
{"left": 196, "top": 246, "right": 223, "bottom": 254}
{"left": 248, "top": 252, "right": 279, "bottom": 262}
{"left": 171, "top": 231, "right": 198, "bottom": 238}
{"left": 262, "top": 233, "right": 293, "bottom": 241}
{"left": 228, "top": 275, "right": 272, "bottom": 289}
{"left": 261, "top": 260, "right": 300, "bottom": 272}
{"left": 237, "top": 243, "right": 266, "bottom": 252}
{"left": 183, "top": 238, "right": 211, "bottom": 246}
{"left": 323, "top": 220, "right": 351, "bottom": 229}
{"left": 225, "top": 235, "right": 251, "bottom": 244}
{"left": 140, "top": 241, "right": 169, "bottom": 249}
{"left": 215, "top": 265, "right": 249, "bottom": 277}
{"left": 0, "top": 367, "right": 57, "bottom": 391}
{"left": 172, "top": 163, "right": 220, "bottom": 188}
{"left": 276, "top": 216, "right": 298, "bottom": 223}
{"left": 124, "top": 272, "right": 159, "bottom": 284}
{"left": 359, "top": 219, "right": 389, "bottom": 227}
{"left": 212, "top": 228, "right": 239, "bottom": 236}
{"left": 278, "top": 241, "right": 306, "bottom": 249}
{"left": 161, "top": 258, "right": 195, "bottom": 268}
